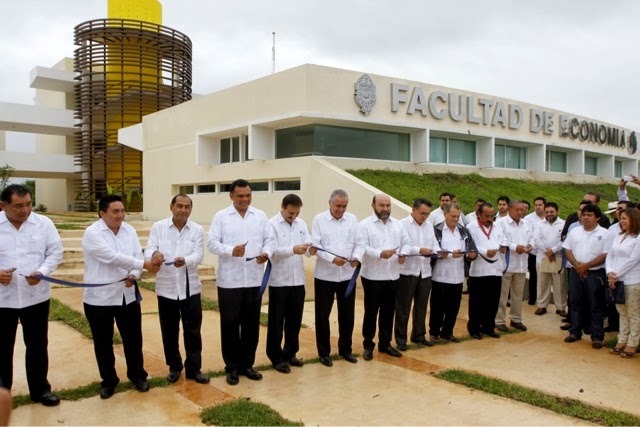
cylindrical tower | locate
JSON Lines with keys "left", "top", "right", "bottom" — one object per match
{"left": 73, "top": 2, "right": 191, "bottom": 211}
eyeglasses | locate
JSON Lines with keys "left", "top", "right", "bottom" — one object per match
{"left": 617, "top": 207, "right": 625, "bottom": 211}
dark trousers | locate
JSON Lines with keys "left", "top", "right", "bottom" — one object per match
{"left": 429, "top": 281, "right": 463, "bottom": 338}
{"left": 394, "top": 274, "right": 431, "bottom": 346}
{"left": 467, "top": 276, "right": 502, "bottom": 335}
{"left": 157, "top": 294, "right": 203, "bottom": 376}
{"left": 84, "top": 301, "right": 147, "bottom": 389}
{"left": 528, "top": 254, "right": 537, "bottom": 304}
{"left": 568, "top": 269, "right": 607, "bottom": 341}
{"left": 314, "top": 278, "right": 355, "bottom": 357}
{"left": 217, "top": 287, "right": 261, "bottom": 373}
{"left": 606, "top": 301, "right": 620, "bottom": 331}
{"left": 362, "top": 277, "right": 399, "bottom": 351}
{"left": 266, "top": 285, "right": 306, "bottom": 365}
{"left": 0, "top": 300, "right": 51, "bottom": 399}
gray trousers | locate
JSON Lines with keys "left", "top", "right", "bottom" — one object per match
{"left": 394, "top": 274, "right": 432, "bottom": 345}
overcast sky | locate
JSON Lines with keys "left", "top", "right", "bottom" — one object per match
{"left": 1, "top": 0, "right": 639, "bottom": 151}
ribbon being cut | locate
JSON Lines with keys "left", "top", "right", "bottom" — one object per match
{"left": 312, "top": 247, "right": 361, "bottom": 298}
{"left": 19, "top": 273, "right": 143, "bottom": 303}
{"left": 245, "top": 256, "right": 272, "bottom": 296}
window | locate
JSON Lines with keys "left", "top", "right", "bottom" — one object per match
{"left": 615, "top": 160, "right": 623, "bottom": 178}
{"left": 428, "top": 137, "right": 476, "bottom": 166}
{"left": 252, "top": 181, "right": 269, "bottom": 192}
{"left": 546, "top": 151, "right": 567, "bottom": 173}
{"left": 449, "top": 139, "right": 476, "bottom": 166}
{"left": 276, "top": 125, "right": 410, "bottom": 161}
{"left": 585, "top": 156, "right": 597, "bottom": 176}
{"left": 274, "top": 180, "right": 301, "bottom": 191}
{"left": 220, "top": 138, "right": 231, "bottom": 164}
{"left": 219, "top": 183, "right": 232, "bottom": 193}
{"left": 429, "top": 137, "right": 447, "bottom": 163}
{"left": 232, "top": 137, "right": 240, "bottom": 162}
{"left": 220, "top": 136, "right": 242, "bottom": 164}
{"left": 244, "top": 135, "right": 251, "bottom": 161}
{"left": 495, "top": 144, "right": 527, "bottom": 169}
{"left": 197, "top": 184, "right": 216, "bottom": 193}
{"left": 178, "top": 185, "right": 194, "bottom": 194}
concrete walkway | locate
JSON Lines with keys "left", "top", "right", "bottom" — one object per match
{"left": 6, "top": 221, "right": 640, "bottom": 425}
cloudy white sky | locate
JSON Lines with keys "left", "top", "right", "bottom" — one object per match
{"left": 1, "top": 0, "right": 639, "bottom": 151}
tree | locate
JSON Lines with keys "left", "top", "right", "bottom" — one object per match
{"left": 0, "top": 164, "right": 15, "bottom": 191}
{"left": 23, "top": 179, "right": 36, "bottom": 205}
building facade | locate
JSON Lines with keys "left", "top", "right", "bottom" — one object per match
{"left": 127, "top": 64, "right": 637, "bottom": 224}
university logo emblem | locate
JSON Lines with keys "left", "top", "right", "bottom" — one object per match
{"left": 354, "top": 74, "right": 376, "bottom": 115}
{"left": 628, "top": 131, "right": 638, "bottom": 155}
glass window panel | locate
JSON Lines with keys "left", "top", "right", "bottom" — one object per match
{"left": 197, "top": 184, "right": 216, "bottom": 193}
{"left": 251, "top": 181, "right": 269, "bottom": 192}
{"left": 219, "top": 183, "right": 232, "bottom": 193}
{"left": 274, "top": 180, "right": 301, "bottom": 191}
{"left": 449, "top": 139, "right": 476, "bottom": 166}
{"left": 178, "top": 185, "right": 194, "bottom": 194}
{"left": 276, "top": 125, "right": 410, "bottom": 161}
{"left": 232, "top": 137, "right": 240, "bottom": 162}
{"left": 495, "top": 144, "right": 505, "bottom": 168}
{"left": 220, "top": 138, "right": 230, "bottom": 164}
{"left": 505, "top": 146, "right": 526, "bottom": 169}
{"left": 585, "top": 156, "right": 597, "bottom": 176}
{"left": 429, "top": 137, "right": 447, "bottom": 163}
{"left": 614, "top": 161, "right": 623, "bottom": 178}
{"left": 547, "top": 151, "right": 567, "bottom": 173}
{"left": 244, "top": 135, "right": 251, "bottom": 161}
{"left": 275, "top": 125, "right": 315, "bottom": 158}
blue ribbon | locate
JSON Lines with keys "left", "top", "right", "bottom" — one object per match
{"left": 502, "top": 247, "right": 511, "bottom": 274}
{"left": 344, "top": 263, "right": 361, "bottom": 298}
{"left": 259, "top": 260, "right": 272, "bottom": 296}
{"left": 20, "top": 274, "right": 143, "bottom": 303}
{"left": 313, "top": 246, "right": 354, "bottom": 262}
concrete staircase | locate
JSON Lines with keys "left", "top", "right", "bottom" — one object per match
{"left": 53, "top": 220, "right": 216, "bottom": 284}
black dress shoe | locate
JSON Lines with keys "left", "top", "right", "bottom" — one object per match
{"left": 289, "top": 356, "right": 304, "bottom": 367}
{"left": 186, "top": 373, "right": 210, "bottom": 384}
{"left": 35, "top": 392, "right": 60, "bottom": 407}
{"left": 341, "top": 353, "right": 358, "bottom": 363}
{"left": 560, "top": 323, "right": 571, "bottom": 330}
{"left": 319, "top": 356, "right": 333, "bottom": 367}
{"left": 134, "top": 379, "right": 150, "bottom": 392}
{"left": 274, "top": 362, "right": 291, "bottom": 374}
{"left": 442, "top": 335, "right": 460, "bottom": 343}
{"left": 241, "top": 368, "right": 263, "bottom": 381}
{"left": 100, "top": 387, "right": 115, "bottom": 399}
{"left": 397, "top": 343, "right": 408, "bottom": 351}
{"left": 167, "top": 371, "right": 181, "bottom": 383}
{"left": 564, "top": 334, "right": 581, "bottom": 343}
{"left": 380, "top": 346, "right": 402, "bottom": 357}
{"left": 413, "top": 339, "right": 434, "bottom": 347}
{"left": 226, "top": 370, "right": 239, "bottom": 386}
{"left": 510, "top": 321, "right": 527, "bottom": 331}
{"left": 363, "top": 349, "right": 373, "bottom": 361}
{"left": 470, "top": 333, "right": 483, "bottom": 340}
{"left": 484, "top": 332, "right": 500, "bottom": 339}
{"left": 495, "top": 324, "right": 509, "bottom": 332}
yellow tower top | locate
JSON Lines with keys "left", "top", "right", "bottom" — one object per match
{"left": 108, "top": 0, "right": 162, "bottom": 24}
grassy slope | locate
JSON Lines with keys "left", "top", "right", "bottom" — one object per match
{"left": 348, "top": 170, "right": 640, "bottom": 216}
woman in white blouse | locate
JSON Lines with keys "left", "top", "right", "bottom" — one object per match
{"left": 606, "top": 208, "right": 640, "bottom": 358}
